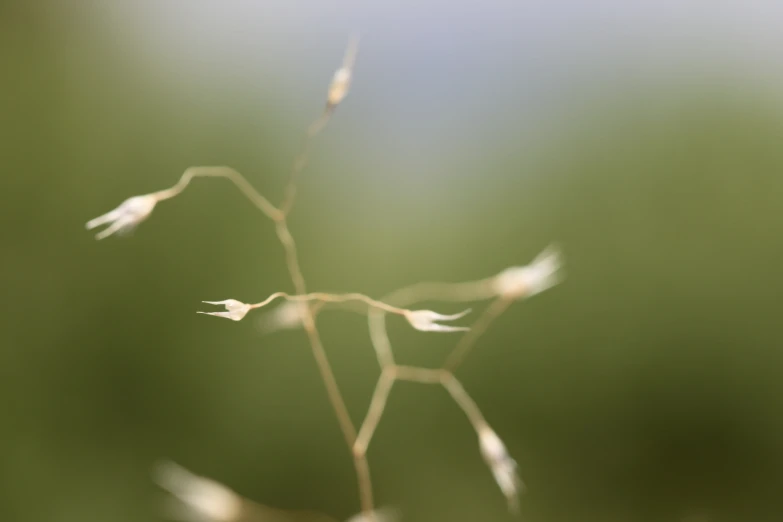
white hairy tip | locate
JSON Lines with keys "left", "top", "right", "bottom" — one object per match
{"left": 328, "top": 67, "right": 352, "bottom": 106}
{"left": 85, "top": 194, "right": 158, "bottom": 240}
{"left": 154, "top": 461, "right": 242, "bottom": 522}
{"left": 403, "top": 308, "right": 471, "bottom": 333}
{"left": 477, "top": 425, "right": 523, "bottom": 513}
{"left": 198, "top": 299, "right": 252, "bottom": 321}
{"left": 493, "top": 245, "right": 563, "bottom": 300}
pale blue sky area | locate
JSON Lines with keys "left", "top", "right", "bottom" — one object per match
{"left": 51, "top": 1, "right": 783, "bottom": 187}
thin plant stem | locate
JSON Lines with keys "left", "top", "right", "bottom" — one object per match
{"left": 280, "top": 35, "right": 359, "bottom": 215}
{"left": 368, "top": 308, "right": 397, "bottom": 369}
{"left": 441, "top": 372, "right": 488, "bottom": 432}
{"left": 279, "top": 110, "right": 334, "bottom": 216}
{"left": 274, "top": 219, "right": 378, "bottom": 514}
{"left": 443, "top": 296, "right": 514, "bottom": 372}
{"left": 246, "top": 291, "right": 410, "bottom": 319}
{"left": 273, "top": 221, "right": 357, "bottom": 447}
{"left": 152, "top": 166, "right": 281, "bottom": 221}
{"left": 267, "top": 40, "right": 380, "bottom": 511}
{"left": 301, "top": 293, "right": 406, "bottom": 315}
{"left": 393, "top": 365, "right": 444, "bottom": 385}
{"left": 249, "top": 292, "right": 408, "bottom": 315}
{"left": 354, "top": 368, "right": 396, "bottom": 457}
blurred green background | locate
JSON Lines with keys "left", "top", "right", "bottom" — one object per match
{"left": 3, "top": 2, "right": 783, "bottom": 522}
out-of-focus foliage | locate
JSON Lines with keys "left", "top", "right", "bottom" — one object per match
{"left": 2, "top": 3, "right": 783, "bottom": 522}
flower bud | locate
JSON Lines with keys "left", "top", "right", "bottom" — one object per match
{"left": 492, "top": 245, "right": 563, "bottom": 300}
{"left": 199, "top": 299, "right": 251, "bottom": 321}
{"left": 477, "top": 425, "right": 523, "bottom": 513}
{"left": 403, "top": 308, "right": 471, "bottom": 333}
{"left": 327, "top": 35, "right": 359, "bottom": 107}
{"left": 328, "top": 67, "right": 352, "bottom": 107}
{"left": 153, "top": 461, "right": 242, "bottom": 522}
{"left": 85, "top": 194, "right": 157, "bottom": 240}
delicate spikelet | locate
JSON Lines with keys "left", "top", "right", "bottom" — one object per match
{"left": 327, "top": 35, "right": 359, "bottom": 107}
{"left": 85, "top": 194, "right": 157, "bottom": 240}
{"left": 492, "top": 244, "right": 563, "bottom": 300}
{"left": 477, "top": 425, "right": 524, "bottom": 514}
{"left": 153, "top": 461, "right": 242, "bottom": 522}
{"left": 198, "top": 299, "right": 251, "bottom": 321}
{"left": 345, "top": 507, "right": 400, "bottom": 522}
{"left": 403, "top": 308, "right": 471, "bottom": 333}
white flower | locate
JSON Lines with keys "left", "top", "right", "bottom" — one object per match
{"left": 198, "top": 300, "right": 251, "bottom": 321}
{"left": 477, "top": 425, "right": 524, "bottom": 514}
{"left": 492, "top": 244, "right": 563, "bottom": 300}
{"left": 85, "top": 194, "right": 158, "bottom": 240}
{"left": 403, "top": 308, "right": 471, "bottom": 333}
{"left": 153, "top": 461, "right": 242, "bottom": 522}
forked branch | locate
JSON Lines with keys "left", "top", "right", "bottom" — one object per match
{"left": 86, "top": 33, "right": 562, "bottom": 522}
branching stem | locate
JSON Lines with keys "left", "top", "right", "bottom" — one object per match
{"left": 152, "top": 166, "right": 281, "bottom": 221}
{"left": 89, "top": 36, "right": 554, "bottom": 521}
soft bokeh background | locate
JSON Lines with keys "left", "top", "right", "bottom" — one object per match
{"left": 3, "top": 2, "right": 783, "bottom": 521}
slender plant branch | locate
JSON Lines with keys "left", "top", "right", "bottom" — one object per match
{"left": 353, "top": 453, "right": 375, "bottom": 516}
{"left": 443, "top": 296, "right": 514, "bottom": 372}
{"left": 274, "top": 163, "right": 375, "bottom": 516}
{"left": 279, "top": 107, "right": 334, "bottom": 216}
{"left": 441, "top": 371, "right": 488, "bottom": 432}
{"left": 368, "top": 308, "right": 397, "bottom": 369}
{"left": 354, "top": 367, "right": 396, "bottom": 457}
{"left": 152, "top": 166, "right": 282, "bottom": 221}
{"left": 280, "top": 34, "right": 359, "bottom": 216}
{"left": 274, "top": 221, "right": 357, "bottom": 445}
{"left": 393, "top": 365, "right": 444, "bottom": 385}
{"left": 270, "top": 37, "right": 379, "bottom": 515}
{"left": 246, "top": 291, "right": 409, "bottom": 316}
